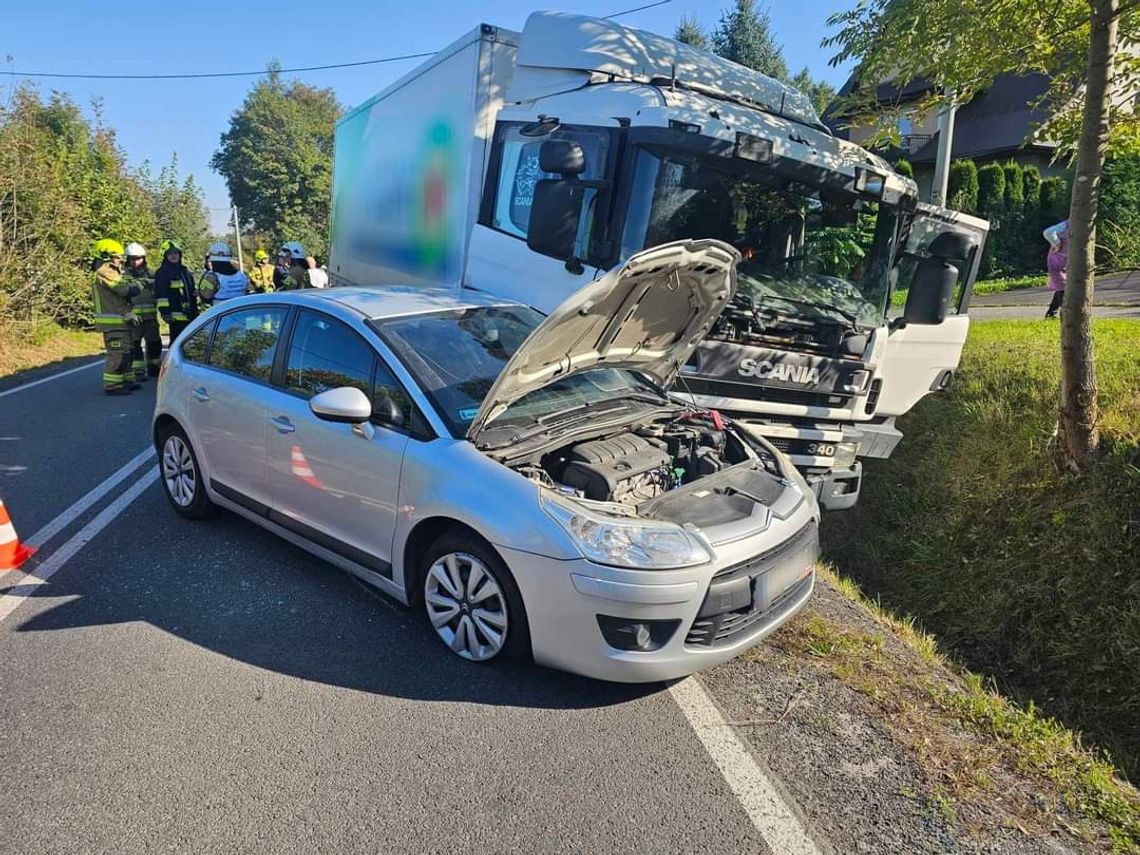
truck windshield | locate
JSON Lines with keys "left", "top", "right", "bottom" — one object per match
{"left": 621, "top": 150, "right": 899, "bottom": 327}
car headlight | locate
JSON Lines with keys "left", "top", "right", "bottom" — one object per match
{"left": 539, "top": 492, "right": 713, "bottom": 570}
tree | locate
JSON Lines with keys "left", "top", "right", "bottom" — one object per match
{"left": 789, "top": 66, "right": 837, "bottom": 115}
{"left": 140, "top": 155, "right": 210, "bottom": 267}
{"left": 948, "top": 160, "right": 979, "bottom": 212}
{"left": 894, "top": 158, "right": 914, "bottom": 179}
{"left": 211, "top": 66, "right": 342, "bottom": 257}
{"left": 674, "top": 15, "right": 708, "bottom": 49}
{"left": 825, "top": 0, "right": 1140, "bottom": 472}
{"left": 711, "top": 0, "right": 789, "bottom": 81}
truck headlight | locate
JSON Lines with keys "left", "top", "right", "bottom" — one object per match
{"left": 540, "top": 492, "right": 712, "bottom": 570}
{"left": 834, "top": 441, "right": 859, "bottom": 470}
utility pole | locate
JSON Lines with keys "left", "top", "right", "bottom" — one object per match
{"left": 931, "top": 90, "right": 957, "bottom": 205}
{"left": 231, "top": 205, "right": 244, "bottom": 269}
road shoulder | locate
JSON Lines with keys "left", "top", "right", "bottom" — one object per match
{"left": 699, "top": 570, "right": 1139, "bottom": 854}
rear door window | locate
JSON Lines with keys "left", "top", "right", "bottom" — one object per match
{"left": 208, "top": 308, "right": 287, "bottom": 381}
{"left": 285, "top": 310, "right": 374, "bottom": 398}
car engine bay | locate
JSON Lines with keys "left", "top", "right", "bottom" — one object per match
{"left": 510, "top": 411, "right": 787, "bottom": 510}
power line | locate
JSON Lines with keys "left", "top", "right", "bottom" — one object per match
{"left": 3, "top": 1, "right": 671, "bottom": 82}
{"left": 6, "top": 52, "right": 438, "bottom": 81}
{"left": 605, "top": 0, "right": 672, "bottom": 19}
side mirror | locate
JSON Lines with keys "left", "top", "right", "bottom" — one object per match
{"left": 903, "top": 231, "right": 973, "bottom": 326}
{"left": 309, "top": 386, "right": 372, "bottom": 424}
{"left": 526, "top": 179, "right": 585, "bottom": 261}
{"left": 374, "top": 395, "right": 405, "bottom": 427}
{"left": 539, "top": 139, "right": 585, "bottom": 175}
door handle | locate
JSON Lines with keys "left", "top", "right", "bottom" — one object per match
{"left": 270, "top": 415, "right": 295, "bottom": 434}
{"left": 192, "top": 387, "right": 210, "bottom": 402}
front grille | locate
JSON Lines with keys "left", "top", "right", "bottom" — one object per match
{"left": 766, "top": 437, "right": 793, "bottom": 452}
{"left": 685, "top": 521, "right": 818, "bottom": 649}
{"left": 686, "top": 575, "right": 812, "bottom": 647}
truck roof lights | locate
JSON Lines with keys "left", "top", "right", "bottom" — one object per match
{"left": 855, "top": 166, "right": 887, "bottom": 199}
{"left": 669, "top": 119, "right": 702, "bottom": 134}
{"left": 734, "top": 132, "right": 773, "bottom": 164}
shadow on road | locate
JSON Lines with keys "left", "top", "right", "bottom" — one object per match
{"left": 6, "top": 494, "right": 659, "bottom": 711}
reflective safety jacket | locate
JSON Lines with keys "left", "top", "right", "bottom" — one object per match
{"left": 248, "top": 262, "right": 275, "bottom": 293}
{"left": 154, "top": 260, "right": 199, "bottom": 323}
{"left": 121, "top": 264, "right": 156, "bottom": 316}
{"left": 91, "top": 262, "right": 136, "bottom": 332}
{"left": 200, "top": 269, "right": 250, "bottom": 306}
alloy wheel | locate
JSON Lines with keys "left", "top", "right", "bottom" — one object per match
{"left": 424, "top": 552, "right": 509, "bottom": 661}
{"left": 162, "top": 435, "right": 197, "bottom": 508}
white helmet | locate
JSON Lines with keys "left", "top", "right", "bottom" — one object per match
{"left": 125, "top": 242, "right": 147, "bottom": 258}
{"left": 208, "top": 241, "right": 233, "bottom": 263}
{"left": 280, "top": 241, "right": 306, "bottom": 261}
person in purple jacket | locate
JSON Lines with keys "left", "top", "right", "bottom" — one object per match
{"left": 1044, "top": 220, "right": 1069, "bottom": 318}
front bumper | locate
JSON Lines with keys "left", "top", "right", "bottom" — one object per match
{"left": 807, "top": 463, "right": 862, "bottom": 511}
{"left": 499, "top": 521, "right": 819, "bottom": 683}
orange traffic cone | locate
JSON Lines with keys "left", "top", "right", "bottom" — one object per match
{"left": 0, "top": 498, "right": 36, "bottom": 571}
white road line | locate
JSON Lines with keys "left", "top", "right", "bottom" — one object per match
{"left": 26, "top": 446, "right": 155, "bottom": 548}
{"left": 0, "top": 467, "right": 158, "bottom": 624}
{"left": 0, "top": 360, "right": 101, "bottom": 399}
{"left": 670, "top": 676, "right": 822, "bottom": 855}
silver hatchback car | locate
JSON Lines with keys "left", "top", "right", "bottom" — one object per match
{"left": 154, "top": 240, "right": 819, "bottom": 682}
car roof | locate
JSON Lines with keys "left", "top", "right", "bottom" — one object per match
{"left": 289, "top": 285, "right": 521, "bottom": 320}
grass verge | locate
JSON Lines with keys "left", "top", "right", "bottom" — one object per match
{"left": 892, "top": 274, "right": 1049, "bottom": 307}
{"left": 0, "top": 319, "right": 103, "bottom": 380}
{"left": 824, "top": 319, "right": 1140, "bottom": 782}
{"left": 773, "top": 568, "right": 1140, "bottom": 851}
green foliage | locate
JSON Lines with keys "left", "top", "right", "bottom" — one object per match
{"left": 948, "top": 160, "right": 979, "bottom": 213}
{"left": 674, "top": 15, "right": 708, "bottom": 49}
{"left": 1099, "top": 155, "right": 1140, "bottom": 271}
{"left": 976, "top": 163, "right": 1006, "bottom": 215}
{"left": 211, "top": 67, "right": 342, "bottom": 257}
{"left": 823, "top": 319, "right": 1140, "bottom": 783}
{"left": 824, "top": 1, "right": 1140, "bottom": 159}
{"left": 0, "top": 85, "right": 207, "bottom": 325}
{"left": 1040, "top": 177, "right": 1070, "bottom": 224}
{"left": 894, "top": 158, "right": 914, "bottom": 179}
{"left": 1002, "top": 161, "right": 1024, "bottom": 209}
{"left": 788, "top": 66, "right": 837, "bottom": 116}
{"left": 1022, "top": 164, "right": 1042, "bottom": 208}
{"left": 711, "top": 0, "right": 789, "bottom": 81}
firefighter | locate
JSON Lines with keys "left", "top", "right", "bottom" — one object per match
{"left": 279, "top": 242, "right": 310, "bottom": 290}
{"left": 154, "top": 240, "right": 199, "bottom": 342}
{"left": 198, "top": 242, "right": 250, "bottom": 308}
{"left": 248, "top": 249, "right": 275, "bottom": 293}
{"left": 273, "top": 248, "right": 292, "bottom": 290}
{"left": 91, "top": 239, "right": 141, "bottom": 396}
{"left": 121, "top": 242, "right": 160, "bottom": 380}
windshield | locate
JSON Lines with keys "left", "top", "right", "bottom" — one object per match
{"left": 621, "top": 150, "right": 899, "bottom": 327}
{"left": 375, "top": 306, "right": 659, "bottom": 437}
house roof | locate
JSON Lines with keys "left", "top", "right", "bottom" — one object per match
{"left": 828, "top": 71, "right": 1056, "bottom": 163}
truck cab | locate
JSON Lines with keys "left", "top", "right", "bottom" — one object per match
{"left": 330, "top": 12, "right": 990, "bottom": 510}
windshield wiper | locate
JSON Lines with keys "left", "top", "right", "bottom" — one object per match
{"left": 748, "top": 292, "right": 859, "bottom": 327}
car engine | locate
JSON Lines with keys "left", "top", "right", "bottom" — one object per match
{"left": 531, "top": 415, "right": 764, "bottom": 505}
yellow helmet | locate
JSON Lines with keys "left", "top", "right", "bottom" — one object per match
{"left": 94, "top": 238, "right": 125, "bottom": 259}
{"left": 255, "top": 249, "right": 269, "bottom": 262}
{"left": 160, "top": 239, "right": 184, "bottom": 255}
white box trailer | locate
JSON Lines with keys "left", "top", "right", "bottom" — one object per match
{"left": 330, "top": 25, "right": 518, "bottom": 289}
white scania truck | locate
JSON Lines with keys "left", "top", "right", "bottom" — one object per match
{"left": 329, "top": 11, "right": 989, "bottom": 509}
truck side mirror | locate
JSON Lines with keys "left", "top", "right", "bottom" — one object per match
{"left": 527, "top": 180, "right": 584, "bottom": 261}
{"left": 903, "top": 231, "right": 973, "bottom": 326}
{"left": 526, "top": 140, "right": 588, "bottom": 263}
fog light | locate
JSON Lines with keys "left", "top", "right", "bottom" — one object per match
{"left": 833, "top": 441, "right": 859, "bottom": 470}
{"left": 596, "top": 615, "right": 680, "bottom": 652}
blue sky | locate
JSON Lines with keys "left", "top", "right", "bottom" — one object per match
{"left": 3, "top": 1, "right": 858, "bottom": 232}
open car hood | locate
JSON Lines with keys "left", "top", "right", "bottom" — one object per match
{"left": 467, "top": 239, "right": 738, "bottom": 442}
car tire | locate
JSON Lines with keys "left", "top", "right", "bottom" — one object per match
{"left": 420, "top": 532, "right": 531, "bottom": 664}
{"left": 157, "top": 423, "right": 216, "bottom": 519}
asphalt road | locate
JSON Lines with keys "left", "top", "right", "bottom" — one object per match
{"left": 0, "top": 361, "right": 813, "bottom": 854}
{"left": 969, "top": 269, "right": 1140, "bottom": 319}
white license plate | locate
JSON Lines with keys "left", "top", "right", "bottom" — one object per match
{"left": 753, "top": 547, "right": 814, "bottom": 612}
